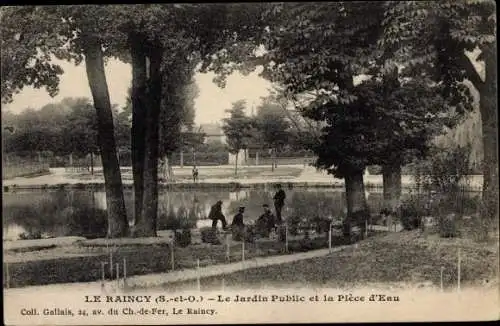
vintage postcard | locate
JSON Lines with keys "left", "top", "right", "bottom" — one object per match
{"left": 2, "top": 2, "right": 499, "bottom": 324}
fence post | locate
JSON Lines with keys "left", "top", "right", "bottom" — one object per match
{"left": 457, "top": 248, "right": 461, "bottom": 292}
{"left": 440, "top": 266, "right": 444, "bottom": 292}
{"left": 123, "top": 258, "right": 127, "bottom": 290}
{"left": 241, "top": 239, "right": 245, "bottom": 262}
{"left": 328, "top": 221, "right": 333, "bottom": 253}
{"left": 101, "top": 262, "right": 106, "bottom": 289}
{"left": 285, "top": 224, "right": 289, "bottom": 253}
{"left": 196, "top": 259, "right": 201, "bottom": 291}
{"left": 115, "top": 263, "right": 120, "bottom": 290}
{"left": 107, "top": 242, "right": 113, "bottom": 278}
{"left": 170, "top": 242, "right": 175, "bottom": 271}
{"left": 226, "top": 234, "right": 230, "bottom": 262}
{"left": 5, "top": 262, "right": 10, "bottom": 289}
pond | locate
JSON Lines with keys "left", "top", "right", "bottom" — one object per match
{"left": 2, "top": 187, "right": 480, "bottom": 240}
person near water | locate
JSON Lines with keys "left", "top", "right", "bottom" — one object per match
{"left": 208, "top": 200, "right": 228, "bottom": 230}
{"left": 192, "top": 165, "right": 199, "bottom": 182}
{"left": 256, "top": 204, "right": 276, "bottom": 237}
{"left": 273, "top": 184, "right": 286, "bottom": 223}
{"left": 231, "top": 206, "right": 246, "bottom": 241}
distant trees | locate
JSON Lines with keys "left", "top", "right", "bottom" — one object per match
{"left": 222, "top": 100, "right": 253, "bottom": 176}
{"left": 253, "top": 96, "right": 291, "bottom": 171}
{"left": 2, "top": 97, "right": 130, "bottom": 170}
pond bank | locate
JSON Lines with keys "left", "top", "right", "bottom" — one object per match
{"left": 1, "top": 180, "right": 484, "bottom": 192}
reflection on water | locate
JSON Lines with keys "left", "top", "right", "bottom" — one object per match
{"left": 2, "top": 188, "right": 477, "bottom": 240}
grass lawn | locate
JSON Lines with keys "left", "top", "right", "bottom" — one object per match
{"left": 157, "top": 230, "right": 499, "bottom": 292}
{"left": 4, "top": 232, "right": 357, "bottom": 288}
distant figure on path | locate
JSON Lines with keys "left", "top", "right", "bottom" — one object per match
{"left": 273, "top": 184, "right": 286, "bottom": 223}
{"left": 192, "top": 165, "right": 199, "bottom": 183}
{"left": 256, "top": 204, "right": 276, "bottom": 238}
{"left": 231, "top": 206, "right": 246, "bottom": 241}
{"left": 208, "top": 200, "right": 228, "bottom": 230}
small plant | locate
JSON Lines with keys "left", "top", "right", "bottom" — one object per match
{"left": 287, "top": 215, "right": 302, "bottom": 236}
{"left": 200, "top": 227, "right": 220, "bottom": 244}
{"left": 158, "top": 205, "right": 181, "bottom": 230}
{"left": 399, "top": 195, "right": 427, "bottom": 231}
{"left": 438, "top": 213, "right": 458, "bottom": 238}
{"left": 175, "top": 229, "right": 192, "bottom": 247}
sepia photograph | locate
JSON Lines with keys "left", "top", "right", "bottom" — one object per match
{"left": 2, "top": 2, "right": 499, "bottom": 324}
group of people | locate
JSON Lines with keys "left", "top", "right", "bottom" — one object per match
{"left": 207, "top": 184, "right": 287, "bottom": 239}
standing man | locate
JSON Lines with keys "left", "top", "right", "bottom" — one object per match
{"left": 208, "top": 200, "right": 228, "bottom": 230}
{"left": 192, "top": 165, "right": 199, "bottom": 183}
{"left": 273, "top": 184, "right": 286, "bottom": 224}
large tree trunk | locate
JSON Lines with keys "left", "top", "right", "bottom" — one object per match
{"left": 130, "top": 36, "right": 148, "bottom": 224}
{"left": 135, "top": 47, "right": 163, "bottom": 237}
{"left": 344, "top": 169, "right": 368, "bottom": 239}
{"left": 479, "top": 45, "right": 498, "bottom": 222}
{"left": 382, "top": 163, "right": 402, "bottom": 214}
{"left": 83, "top": 37, "right": 128, "bottom": 238}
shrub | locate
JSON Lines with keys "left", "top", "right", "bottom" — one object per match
{"left": 158, "top": 205, "right": 181, "bottom": 230}
{"left": 287, "top": 215, "right": 302, "bottom": 236}
{"left": 400, "top": 207, "right": 422, "bottom": 231}
{"left": 175, "top": 229, "right": 192, "bottom": 247}
{"left": 412, "top": 144, "right": 473, "bottom": 193}
{"left": 438, "top": 213, "right": 459, "bottom": 238}
{"left": 200, "top": 227, "right": 220, "bottom": 244}
{"left": 66, "top": 207, "right": 107, "bottom": 239}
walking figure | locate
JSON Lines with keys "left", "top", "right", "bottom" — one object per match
{"left": 192, "top": 165, "right": 199, "bottom": 183}
{"left": 273, "top": 184, "right": 286, "bottom": 224}
{"left": 208, "top": 200, "right": 228, "bottom": 231}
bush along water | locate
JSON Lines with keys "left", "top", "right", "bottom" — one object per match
{"left": 156, "top": 204, "right": 197, "bottom": 247}
{"left": 400, "top": 144, "right": 488, "bottom": 238}
{"left": 5, "top": 190, "right": 108, "bottom": 239}
{"left": 286, "top": 192, "right": 344, "bottom": 236}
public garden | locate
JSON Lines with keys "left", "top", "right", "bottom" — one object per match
{"left": 2, "top": 2, "right": 498, "bottom": 293}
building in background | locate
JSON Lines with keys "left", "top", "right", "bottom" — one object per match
{"left": 199, "top": 123, "right": 226, "bottom": 144}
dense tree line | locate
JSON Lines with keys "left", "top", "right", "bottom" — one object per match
{"left": 2, "top": 98, "right": 129, "bottom": 163}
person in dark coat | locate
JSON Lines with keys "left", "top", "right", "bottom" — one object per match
{"left": 232, "top": 207, "right": 245, "bottom": 227}
{"left": 192, "top": 165, "right": 199, "bottom": 182}
{"left": 256, "top": 204, "right": 276, "bottom": 237}
{"left": 273, "top": 184, "right": 286, "bottom": 224}
{"left": 208, "top": 200, "right": 228, "bottom": 230}
{"left": 231, "top": 206, "right": 246, "bottom": 241}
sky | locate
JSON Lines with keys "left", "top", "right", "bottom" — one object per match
{"left": 2, "top": 58, "right": 274, "bottom": 125}
{"left": 3, "top": 49, "right": 483, "bottom": 125}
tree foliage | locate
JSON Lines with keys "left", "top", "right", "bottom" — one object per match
{"left": 2, "top": 98, "right": 110, "bottom": 157}
{"left": 253, "top": 96, "right": 291, "bottom": 155}
{"left": 222, "top": 100, "right": 253, "bottom": 155}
